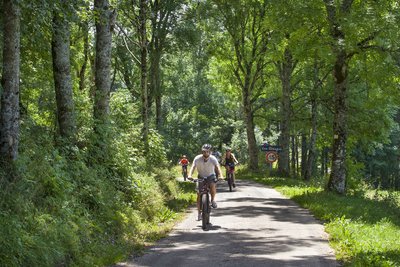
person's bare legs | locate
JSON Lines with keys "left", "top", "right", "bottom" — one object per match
{"left": 196, "top": 193, "right": 201, "bottom": 220}
{"left": 210, "top": 182, "right": 217, "bottom": 208}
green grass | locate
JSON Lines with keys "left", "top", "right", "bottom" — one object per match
{"left": 238, "top": 170, "right": 400, "bottom": 267}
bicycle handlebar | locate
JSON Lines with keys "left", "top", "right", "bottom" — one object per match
{"left": 188, "top": 176, "right": 224, "bottom": 182}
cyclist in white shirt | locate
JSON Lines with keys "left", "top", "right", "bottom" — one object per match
{"left": 188, "top": 144, "right": 224, "bottom": 220}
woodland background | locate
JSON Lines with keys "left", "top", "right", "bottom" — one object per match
{"left": 0, "top": 0, "right": 399, "bottom": 266}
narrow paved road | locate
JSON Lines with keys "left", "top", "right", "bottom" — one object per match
{"left": 115, "top": 180, "right": 338, "bottom": 267}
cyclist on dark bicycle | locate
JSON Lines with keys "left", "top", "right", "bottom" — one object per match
{"left": 178, "top": 155, "right": 190, "bottom": 180}
{"left": 188, "top": 144, "right": 224, "bottom": 221}
{"left": 221, "top": 147, "right": 239, "bottom": 188}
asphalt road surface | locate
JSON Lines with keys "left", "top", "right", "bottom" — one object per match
{"left": 115, "top": 179, "right": 338, "bottom": 267}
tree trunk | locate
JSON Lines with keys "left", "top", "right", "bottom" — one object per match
{"left": 290, "top": 135, "right": 296, "bottom": 177}
{"left": 324, "top": 0, "right": 353, "bottom": 194}
{"left": 149, "top": 0, "right": 164, "bottom": 131}
{"left": 245, "top": 102, "right": 258, "bottom": 171}
{"left": 277, "top": 48, "right": 293, "bottom": 177}
{"left": 304, "top": 58, "right": 319, "bottom": 180}
{"left": 328, "top": 51, "right": 348, "bottom": 193}
{"left": 140, "top": 0, "right": 149, "bottom": 153}
{"left": 52, "top": 2, "right": 76, "bottom": 143}
{"left": 304, "top": 96, "right": 318, "bottom": 180}
{"left": 301, "top": 133, "right": 307, "bottom": 178}
{"left": 94, "top": 0, "right": 112, "bottom": 127}
{"left": 78, "top": 20, "right": 89, "bottom": 92}
{"left": 0, "top": 0, "right": 20, "bottom": 163}
{"left": 149, "top": 49, "right": 162, "bottom": 130}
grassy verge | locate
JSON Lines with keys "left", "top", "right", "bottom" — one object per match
{"left": 125, "top": 171, "right": 197, "bottom": 256}
{"left": 238, "top": 170, "right": 400, "bottom": 267}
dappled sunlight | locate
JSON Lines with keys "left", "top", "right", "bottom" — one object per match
{"left": 116, "top": 227, "right": 337, "bottom": 267}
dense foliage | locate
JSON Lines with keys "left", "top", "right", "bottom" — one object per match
{"left": 0, "top": 0, "right": 399, "bottom": 266}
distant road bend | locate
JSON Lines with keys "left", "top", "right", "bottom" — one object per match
{"left": 115, "top": 180, "right": 338, "bottom": 267}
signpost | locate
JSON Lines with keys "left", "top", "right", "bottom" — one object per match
{"left": 265, "top": 151, "right": 278, "bottom": 163}
{"left": 260, "top": 143, "right": 282, "bottom": 152}
{"left": 260, "top": 143, "right": 282, "bottom": 171}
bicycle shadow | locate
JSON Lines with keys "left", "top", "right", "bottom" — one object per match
{"left": 197, "top": 223, "right": 222, "bottom": 231}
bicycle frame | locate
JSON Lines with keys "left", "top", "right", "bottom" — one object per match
{"left": 226, "top": 163, "right": 235, "bottom": 192}
{"left": 192, "top": 175, "right": 215, "bottom": 230}
{"left": 181, "top": 164, "right": 188, "bottom": 181}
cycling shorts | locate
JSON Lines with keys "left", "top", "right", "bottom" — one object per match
{"left": 196, "top": 174, "right": 217, "bottom": 192}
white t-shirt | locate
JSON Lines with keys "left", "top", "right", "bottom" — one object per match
{"left": 192, "top": 154, "right": 219, "bottom": 177}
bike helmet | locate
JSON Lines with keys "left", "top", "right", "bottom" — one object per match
{"left": 226, "top": 147, "right": 232, "bottom": 152}
{"left": 182, "top": 155, "right": 187, "bottom": 158}
{"left": 202, "top": 143, "right": 212, "bottom": 151}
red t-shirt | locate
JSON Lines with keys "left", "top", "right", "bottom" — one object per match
{"left": 180, "top": 158, "right": 189, "bottom": 165}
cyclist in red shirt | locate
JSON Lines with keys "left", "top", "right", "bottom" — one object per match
{"left": 178, "top": 155, "right": 190, "bottom": 181}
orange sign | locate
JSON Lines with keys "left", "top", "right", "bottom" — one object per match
{"left": 265, "top": 151, "right": 278, "bottom": 163}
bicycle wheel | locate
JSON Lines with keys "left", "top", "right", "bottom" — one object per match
{"left": 201, "top": 194, "right": 209, "bottom": 230}
{"left": 228, "top": 173, "right": 233, "bottom": 192}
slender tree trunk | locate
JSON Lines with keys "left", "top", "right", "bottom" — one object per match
{"left": 139, "top": 0, "right": 149, "bottom": 153}
{"left": 304, "top": 58, "right": 319, "bottom": 180}
{"left": 277, "top": 48, "right": 293, "bottom": 176}
{"left": 328, "top": 51, "right": 348, "bottom": 193}
{"left": 242, "top": 78, "right": 258, "bottom": 171}
{"left": 291, "top": 135, "right": 296, "bottom": 177}
{"left": 324, "top": 0, "right": 352, "bottom": 194}
{"left": 52, "top": 1, "right": 76, "bottom": 143}
{"left": 78, "top": 20, "right": 89, "bottom": 92}
{"left": 305, "top": 97, "right": 318, "bottom": 180}
{"left": 150, "top": 49, "right": 162, "bottom": 129}
{"left": 149, "top": 0, "right": 163, "bottom": 130}
{"left": 301, "top": 133, "right": 307, "bottom": 178}
{"left": 0, "top": 0, "right": 20, "bottom": 163}
{"left": 94, "top": 0, "right": 112, "bottom": 128}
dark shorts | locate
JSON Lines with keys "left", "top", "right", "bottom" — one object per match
{"left": 196, "top": 174, "right": 217, "bottom": 192}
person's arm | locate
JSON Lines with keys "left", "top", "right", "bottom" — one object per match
{"left": 221, "top": 154, "right": 226, "bottom": 166}
{"left": 232, "top": 154, "right": 239, "bottom": 164}
{"left": 216, "top": 163, "right": 224, "bottom": 179}
{"left": 188, "top": 161, "right": 196, "bottom": 178}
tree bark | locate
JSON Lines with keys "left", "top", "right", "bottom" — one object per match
{"left": 0, "top": 0, "right": 20, "bottom": 163}
{"left": 94, "top": 0, "right": 113, "bottom": 127}
{"left": 304, "top": 57, "right": 320, "bottom": 180}
{"left": 78, "top": 20, "right": 89, "bottom": 92}
{"left": 324, "top": 0, "right": 353, "bottom": 194}
{"left": 304, "top": 97, "right": 318, "bottom": 180}
{"left": 52, "top": 1, "right": 76, "bottom": 143}
{"left": 149, "top": 0, "right": 168, "bottom": 131}
{"left": 277, "top": 48, "right": 294, "bottom": 177}
{"left": 242, "top": 81, "right": 258, "bottom": 171}
{"left": 290, "top": 135, "right": 295, "bottom": 177}
{"left": 301, "top": 133, "right": 307, "bottom": 178}
{"left": 328, "top": 51, "right": 348, "bottom": 193}
{"left": 139, "top": 0, "right": 149, "bottom": 153}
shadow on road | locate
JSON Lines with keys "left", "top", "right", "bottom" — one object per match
{"left": 117, "top": 226, "right": 337, "bottom": 267}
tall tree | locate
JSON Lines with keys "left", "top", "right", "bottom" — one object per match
{"left": 52, "top": 0, "right": 76, "bottom": 143}
{"left": 0, "top": 0, "right": 20, "bottom": 164}
{"left": 214, "top": 0, "right": 270, "bottom": 170}
{"left": 276, "top": 47, "right": 296, "bottom": 176}
{"left": 149, "top": 0, "right": 180, "bottom": 130}
{"left": 139, "top": 0, "right": 149, "bottom": 152}
{"left": 324, "top": 0, "right": 352, "bottom": 194}
{"left": 94, "top": 0, "right": 113, "bottom": 130}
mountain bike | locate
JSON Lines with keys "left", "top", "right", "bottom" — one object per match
{"left": 181, "top": 164, "right": 188, "bottom": 181}
{"left": 189, "top": 175, "right": 219, "bottom": 230}
{"left": 226, "top": 162, "right": 235, "bottom": 192}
